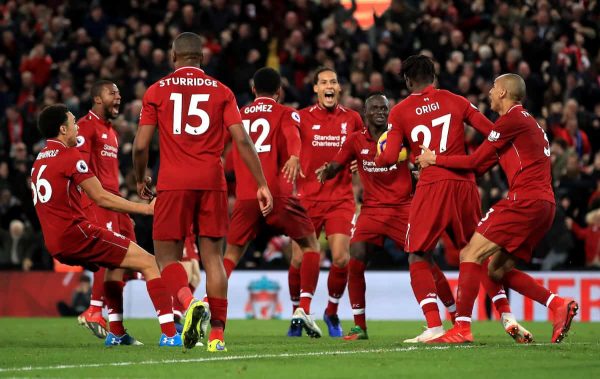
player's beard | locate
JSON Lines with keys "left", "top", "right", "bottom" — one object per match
{"left": 105, "top": 104, "right": 119, "bottom": 120}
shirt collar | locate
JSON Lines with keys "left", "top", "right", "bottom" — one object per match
{"left": 409, "top": 85, "right": 436, "bottom": 96}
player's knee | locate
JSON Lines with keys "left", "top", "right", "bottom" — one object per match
{"left": 488, "top": 268, "right": 504, "bottom": 283}
{"left": 332, "top": 255, "right": 349, "bottom": 268}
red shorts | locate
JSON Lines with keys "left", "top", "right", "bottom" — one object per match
{"left": 351, "top": 202, "right": 410, "bottom": 248}
{"left": 53, "top": 222, "right": 130, "bottom": 269}
{"left": 300, "top": 198, "right": 356, "bottom": 238}
{"left": 406, "top": 180, "right": 481, "bottom": 253}
{"left": 153, "top": 190, "right": 228, "bottom": 240}
{"left": 477, "top": 198, "right": 555, "bottom": 262}
{"left": 88, "top": 203, "right": 137, "bottom": 241}
{"left": 228, "top": 197, "right": 315, "bottom": 246}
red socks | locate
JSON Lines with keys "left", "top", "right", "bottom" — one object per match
{"left": 288, "top": 265, "right": 301, "bottom": 313}
{"left": 90, "top": 268, "right": 105, "bottom": 312}
{"left": 162, "top": 262, "right": 194, "bottom": 309}
{"left": 104, "top": 280, "right": 125, "bottom": 336}
{"left": 223, "top": 257, "right": 236, "bottom": 279}
{"left": 208, "top": 297, "right": 227, "bottom": 341}
{"left": 480, "top": 259, "right": 511, "bottom": 314}
{"left": 430, "top": 263, "right": 456, "bottom": 319}
{"left": 348, "top": 258, "right": 367, "bottom": 330}
{"left": 146, "top": 278, "right": 177, "bottom": 337}
{"left": 455, "top": 262, "right": 482, "bottom": 329}
{"left": 409, "top": 261, "right": 442, "bottom": 328}
{"left": 325, "top": 264, "right": 348, "bottom": 316}
{"left": 299, "top": 251, "right": 320, "bottom": 314}
{"left": 502, "top": 269, "right": 561, "bottom": 309}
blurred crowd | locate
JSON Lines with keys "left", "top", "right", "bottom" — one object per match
{"left": 1, "top": 0, "right": 599, "bottom": 271}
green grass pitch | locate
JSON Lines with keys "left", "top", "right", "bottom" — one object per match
{"left": 0, "top": 318, "right": 599, "bottom": 378}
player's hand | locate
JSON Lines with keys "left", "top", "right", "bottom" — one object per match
{"left": 282, "top": 155, "right": 304, "bottom": 184}
{"left": 416, "top": 145, "right": 436, "bottom": 168}
{"left": 146, "top": 197, "right": 156, "bottom": 216}
{"left": 315, "top": 163, "right": 328, "bottom": 184}
{"left": 565, "top": 217, "right": 573, "bottom": 230}
{"left": 136, "top": 176, "right": 154, "bottom": 200}
{"left": 350, "top": 160, "right": 358, "bottom": 173}
{"left": 257, "top": 185, "right": 273, "bottom": 216}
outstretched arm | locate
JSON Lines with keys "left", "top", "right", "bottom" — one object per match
{"left": 315, "top": 161, "right": 344, "bottom": 183}
{"left": 80, "top": 176, "right": 154, "bottom": 215}
{"left": 416, "top": 141, "right": 497, "bottom": 171}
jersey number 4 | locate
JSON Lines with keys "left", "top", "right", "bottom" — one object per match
{"left": 242, "top": 118, "right": 271, "bottom": 153}
{"left": 170, "top": 93, "right": 210, "bottom": 135}
{"left": 410, "top": 113, "right": 451, "bottom": 153}
{"left": 31, "top": 164, "right": 52, "bottom": 205}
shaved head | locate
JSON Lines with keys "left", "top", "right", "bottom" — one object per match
{"left": 496, "top": 73, "right": 526, "bottom": 102}
{"left": 172, "top": 32, "right": 203, "bottom": 63}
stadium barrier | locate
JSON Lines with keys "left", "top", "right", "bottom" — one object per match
{"left": 1, "top": 271, "right": 599, "bottom": 321}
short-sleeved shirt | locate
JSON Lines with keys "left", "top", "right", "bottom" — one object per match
{"left": 380, "top": 85, "right": 494, "bottom": 187}
{"left": 481, "top": 104, "right": 555, "bottom": 202}
{"left": 139, "top": 66, "right": 242, "bottom": 191}
{"left": 76, "top": 111, "right": 120, "bottom": 206}
{"left": 297, "top": 104, "right": 363, "bottom": 201}
{"left": 32, "top": 139, "right": 95, "bottom": 254}
{"left": 233, "top": 97, "right": 301, "bottom": 200}
{"left": 332, "top": 128, "right": 412, "bottom": 208}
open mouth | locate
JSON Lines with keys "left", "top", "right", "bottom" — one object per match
{"left": 323, "top": 90, "right": 335, "bottom": 101}
{"left": 112, "top": 102, "right": 120, "bottom": 114}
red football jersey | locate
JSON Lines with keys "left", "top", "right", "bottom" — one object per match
{"left": 139, "top": 66, "right": 242, "bottom": 191}
{"left": 333, "top": 129, "right": 412, "bottom": 208}
{"left": 376, "top": 85, "right": 494, "bottom": 186}
{"left": 297, "top": 104, "right": 363, "bottom": 201}
{"left": 436, "top": 104, "right": 555, "bottom": 202}
{"left": 233, "top": 97, "right": 301, "bottom": 200}
{"left": 31, "top": 139, "right": 95, "bottom": 254}
{"left": 76, "top": 111, "right": 120, "bottom": 207}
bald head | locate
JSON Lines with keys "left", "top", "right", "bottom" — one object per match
{"left": 496, "top": 73, "right": 526, "bottom": 102}
{"left": 172, "top": 32, "right": 203, "bottom": 64}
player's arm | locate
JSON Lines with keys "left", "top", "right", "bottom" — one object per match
{"left": 132, "top": 123, "right": 155, "bottom": 200}
{"left": 374, "top": 126, "right": 402, "bottom": 167}
{"left": 463, "top": 100, "right": 495, "bottom": 135}
{"left": 281, "top": 111, "right": 303, "bottom": 183}
{"left": 417, "top": 141, "right": 497, "bottom": 170}
{"left": 229, "top": 123, "right": 273, "bottom": 216}
{"left": 79, "top": 176, "right": 154, "bottom": 215}
{"left": 316, "top": 135, "right": 354, "bottom": 183}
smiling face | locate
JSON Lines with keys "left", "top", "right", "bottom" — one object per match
{"left": 96, "top": 83, "right": 121, "bottom": 120}
{"left": 365, "top": 95, "right": 389, "bottom": 130}
{"left": 314, "top": 70, "right": 341, "bottom": 110}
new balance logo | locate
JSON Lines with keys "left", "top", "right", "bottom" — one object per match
{"left": 101, "top": 133, "right": 108, "bottom": 139}
{"left": 361, "top": 149, "right": 369, "bottom": 155}
{"left": 488, "top": 131, "right": 500, "bottom": 142}
{"left": 312, "top": 125, "right": 321, "bottom": 130}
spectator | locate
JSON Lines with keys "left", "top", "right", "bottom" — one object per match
{"left": 56, "top": 275, "right": 92, "bottom": 316}
{"left": 0, "top": 219, "right": 33, "bottom": 270}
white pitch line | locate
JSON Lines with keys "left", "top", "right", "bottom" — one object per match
{"left": 0, "top": 345, "right": 476, "bottom": 373}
